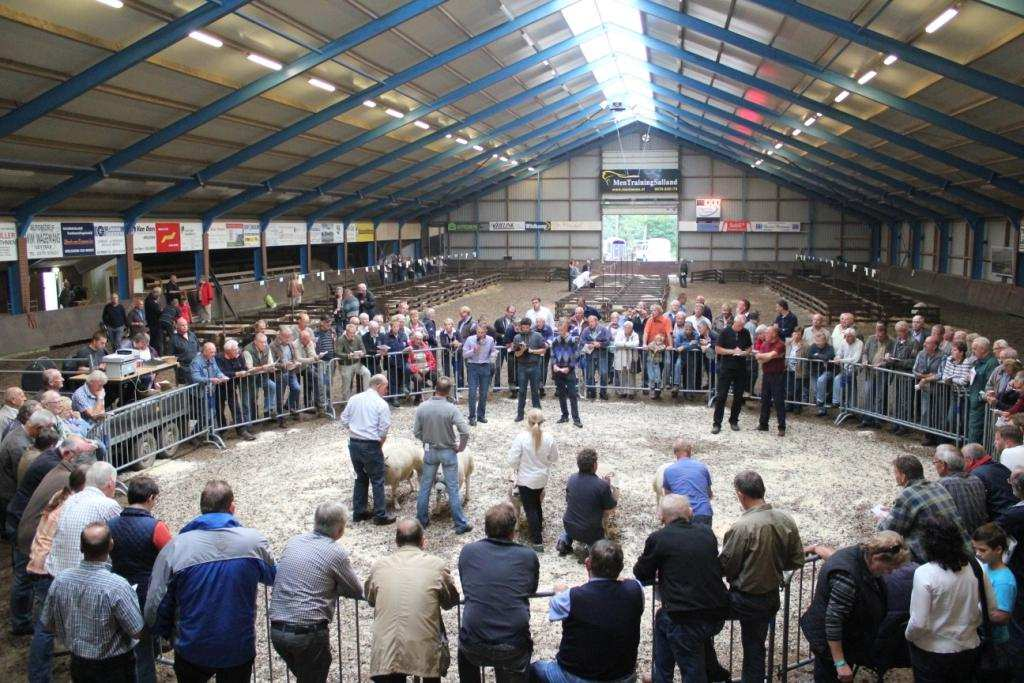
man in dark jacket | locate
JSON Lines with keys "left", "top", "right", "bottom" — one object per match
{"left": 492, "top": 305, "right": 518, "bottom": 397}
{"left": 773, "top": 299, "right": 798, "bottom": 340}
{"left": 168, "top": 318, "right": 199, "bottom": 385}
{"left": 558, "top": 449, "right": 616, "bottom": 556}
{"left": 457, "top": 502, "right": 539, "bottom": 682}
{"left": 533, "top": 540, "right": 644, "bottom": 682}
{"left": 634, "top": 493, "right": 728, "bottom": 682}
{"left": 101, "top": 293, "right": 128, "bottom": 351}
{"left": 108, "top": 476, "right": 173, "bottom": 683}
{"left": 144, "top": 287, "right": 163, "bottom": 352}
{"left": 355, "top": 282, "right": 376, "bottom": 317}
{"left": 963, "top": 442, "right": 1017, "bottom": 519}
{"left": 146, "top": 480, "right": 275, "bottom": 682}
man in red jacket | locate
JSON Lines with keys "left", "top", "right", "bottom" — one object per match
{"left": 197, "top": 275, "right": 215, "bottom": 323}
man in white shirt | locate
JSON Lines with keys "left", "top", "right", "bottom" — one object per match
{"left": 525, "top": 297, "right": 555, "bottom": 331}
{"left": 996, "top": 424, "right": 1024, "bottom": 471}
{"left": 573, "top": 270, "right": 593, "bottom": 290}
{"left": 832, "top": 328, "right": 864, "bottom": 408}
{"left": 803, "top": 313, "right": 827, "bottom": 346}
{"left": 831, "top": 312, "right": 856, "bottom": 350}
{"left": 340, "top": 374, "right": 395, "bottom": 526}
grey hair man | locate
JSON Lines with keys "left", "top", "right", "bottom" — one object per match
{"left": 1, "top": 386, "right": 26, "bottom": 435}
{"left": 45, "top": 461, "right": 120, "bottom": 578}
{"left": 72, "top": 370, "right": 108, "bottom": 424}
{"left": 269, "top": 502, "right": 363, "bottom": 682}
{"left": 0, "top": 405, "right": 53, "bottom": 526}
{"left": 932, "top": 445, "right": 988, "bottom": 534}
{"left": 962, "top": 442, "right": 1017, "bottom": 520}
{"left": 340, "top": 374, "right": 395, "bottom": 526}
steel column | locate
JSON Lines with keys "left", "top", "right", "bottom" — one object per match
{"left": 870, "top": 223, "right": 882, "bottom": 264}
{"left": 968, "top": 217, "right": 986, "bottom": 280}
{"left": 1014, "top": 220, "right": 1024, "bottom": 287}
{"left": 910, "top": 221, "right": 923, "bottom": 270}
{"left": 937, "top": 221, "right": 951, "bottom": 274}
{"left": 889, "top": 222, "right": 902, "bottom": 266}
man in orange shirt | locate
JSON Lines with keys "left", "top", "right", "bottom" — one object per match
{"left": 642, "top": 304, "right": 673, "bottom": 347}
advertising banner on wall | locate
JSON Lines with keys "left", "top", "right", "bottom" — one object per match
{"left": 722, "top": 220, "right": 749, "bottom": 233}
{"left": 61, "top": 222, "right": 96, "bottom": 256}
{"left": 223, "top": 222, "right": 260, "bottom": 248}
{"left": 155, "top": 222, "right": 181, "bottom": 253}
{"left": 0, "top": 222, "right": 15, "bottom": 262}
{"left": 93, "top": 222, "right": 126, "bottom": 256}
{"left": 525, "top": 221, "right": 551, "bottom": 231}
{"left": 695, "top": 197, "right": 722, "bottom": 219}
{"left": 266, "top": 222, "right": 306, "bottom": 247}
{"left": 310, "top": 222, "right": 342, "bottom": 245}
{"left": 28, "top": 222, "right": 63, "bottom": 259}
{"left": 446, "top": 222, "right": 479, "bottom": 232}
{"left": 751, "top": 221, "right": 801, "bottom": 233}
{"left": 346, "top": 222, "right": 375, "bottom": 243}
{"left": 600, "top": 169, "right": 679, "bottom": 193}
{"left": 992, "top": 246, "right": 1015, "bottom": 277}
{"left": 134, "top": 223, "right": 157, "bottom": 254}
{"left": 488, "top": 221, "right": 526, "bottom": 231}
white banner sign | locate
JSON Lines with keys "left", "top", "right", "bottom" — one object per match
{"left": 93, "top": 222, "right": 126, "bottom": 256}
{"left": 488, "top": 221, "right": 526, "bottom": 231}
{"left": 27, "top": 222, "right": 62, "bottom": 259}
{"left": 0, "top": 222, "right": 15, "bottom": 262}
{"left": 311, "top": 222, "right": 342, "bottom": 245}
{"left": 695, "top": 197, "right": 722, "bottom": 219}
{"left": 750, "top": 221, "right": 801, "bottom": 233}
{"left": 266, "top": 221, "right": 306, "bottom": 247}
{"left": 179, "top": 222, "right": 202, "bottom": 252}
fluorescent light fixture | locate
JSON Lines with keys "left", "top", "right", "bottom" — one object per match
{"left": 499, "top": 156, "right": 508, "bottom": 162}
{"left": 816, "top": 112, "right": 823, "bottom": 117}
{"left": 506, "top": 149, "right": 514, "bottom": 155}
{"left": 528, "top": 167, "right": 536, "bottom": 172}
{"left": 792, "top": 128, "right": 802, "bottom": 136}
{"left": 472, "top": 145, "right": 484, "bottom": 151}
{"left": 455, "top": 137, "right": 468, "bottom": 145}
{"left": 857, "top": 70, "right": 877, "bottom": 85}
{"left": 492, "top": 153, "right": 499, "bottom": 158}
{"left": 754, "top": 159, "right": 763, "bottom": 166}
{"left": 774, "top": 142, "right": 783, "bottom": 149}
{"left": 247, "top": 53, "right": 282, "bottom": 71}
{"left": 384, "top": 108, "right": 404, "bottom": 119}
{"left": 766, "top": 150, "right": 773, "bottom": 156}
{"left": 925, "top": 7, "right": 958, "bottom": 33}
{"left": 308, "top": 78, "right": 336, "bottom": 92}
{"left": 804, "top": 117, "right": 816, "bottom": 127}
{"left": 362, "top": 100, "right": 377, "bottom": 108}
{"left": 413, "top": 120, "right": 430, "bottom": 130}
{"left": 834, "top": 90, "right": 850, "bottom": 103}
{"left": 510, "top": 160, "right": 518, "bottom": 166}
{"left": 95, "top": 0, "right": 123, "bottom": 7}
{"left": 883, "top": 54, "right": 898, "bottom": 66}
{"left": 189, "top": 31, "right": 222, "bottom": 48}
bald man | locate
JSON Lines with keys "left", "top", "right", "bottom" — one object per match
{"left": 0, "top": 387, "right": 26, "bottom": 436}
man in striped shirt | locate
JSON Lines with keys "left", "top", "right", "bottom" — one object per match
{"left": 269, "top": 502, "right": 362, "bottom": 682}
{"left": 41, "top": 522, "right": 143, "bottom": 682}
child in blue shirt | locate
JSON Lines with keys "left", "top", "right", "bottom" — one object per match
{"left": 972, "top": 522, "right": 1017, "bottom": 680}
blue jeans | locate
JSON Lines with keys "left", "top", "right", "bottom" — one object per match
{"left": 133, "top": 626, "right": 157, "bottom": 683}
{"left": 28, "top": 575, "right": 53, "bottom": 683}
{"left": 652, "top": 608, "right": 724, "bottom": 683}
{"left": 532, "top": 659, "right": 636, "bottom": 683}
{"left": 516, "top": 363, "right": 542, "bottom": 418}
{"left": 466, "top": 363, "right": 492, "bottom": 420}
{"left": 815, "top": 372, "right": 834, "bottom": 407}
{"left": 416, "top": 447, "right": 469, "bottom": 530}
{"left": 646, "top": 359, "right": 664, "bottom": 389}
{"left": 276, "top": 371, "right": 301, "bottom": 412}
{"left": 349, "top": 439, "right": 387, "bottom": 521}
{"left": 582, "top": 352, "right": 608, "bottom": 395}
{"left": 10, "top": 542, "right": 32, "bottom": 633}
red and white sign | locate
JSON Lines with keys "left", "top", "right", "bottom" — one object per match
{"left": 695, "top": 197, "right": 722, "bottom": 219}
{"left": 155, "top": 222, "right": 181, "bottom": 253}
{"left": 722, "top": 220, "right": 749, "bottom": 232}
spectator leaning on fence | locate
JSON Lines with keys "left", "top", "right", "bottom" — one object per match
{"left": 169, "top": 317, "right": 199, "bottom": 385}
{"left": 146, "top": 480, "right": 276, "bottom": 682}
{"left": 962, "top": 442, "right": 1017, "bottom": 521}
{"left": 457, "top": 502, "right": 539, "bottom": 682}
{"left": 365, "top": 517, "right": 460, "bottom": 683}
{"left": 269, "top": 502, "right": 363, "bottom": 683}
{"left": 996, "top": 424, "right": 1024, "bottom": 472}
{"left": 967, "top": 337, "right": 998, "bottom": 443}
{"left": 41, "top": 521, "right": 144, "bottom": 683}
{"left": 0, "top": 404, "right": 51, "bottom": 531}
{"left": 932, "top": 445, "right": 989, "bottom": 535}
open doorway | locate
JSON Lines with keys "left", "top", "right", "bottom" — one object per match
{"left": 602, "top": 214, "right": 678, "bottom": 261}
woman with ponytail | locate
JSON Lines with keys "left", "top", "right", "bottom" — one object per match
{"left": 507, "top": 408, "right": 558, "bottom": 551}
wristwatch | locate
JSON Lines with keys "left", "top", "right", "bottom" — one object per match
{"left": 834, "top": 659, "right": 847, "bottom": 669}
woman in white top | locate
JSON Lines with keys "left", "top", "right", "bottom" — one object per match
{"left": 506, "top": 408, "right": 558, "bottom": 551}
{"left": 905, "top": 516, "right": 998, "bottom": 682}
{"left": 612, "top": 321, "right": 640, "bottom": 398}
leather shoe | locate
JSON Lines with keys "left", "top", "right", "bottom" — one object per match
{"left": 729, "top": 422, "right": 740, "bottom": 431}
{"left": 373, "top": 515, "right": 397, "bottom": 526}
{"left": 353, "top": 513, "right": 371, "bottom": 523}
{"left": 477, "top": 417, "right": 487, "bottom": 424}
{"left": 557, "top": 416, "right": 569, "bottom": 424}
{"left": 514, "top": 415, "right": 524, "bottom": 422}
{"left": 756, "top": 425, "right": 769, "bottom": 432}
{"left": 455, "top": 524, "right": 474, "bottom": 535}
{"left": 573, "top": 421, "right": 583, "bottom": 428}
{"left": 711, "top": 425, "right": 721, "bottom": 434}
{"left": 468, "top": 418, "right": 477, "bottom": 426}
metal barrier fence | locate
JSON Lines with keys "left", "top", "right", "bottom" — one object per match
{"left": 211, "top": 360, "right": 335, "bottom": 437}
{"left": 246, "top": 554, "right": 821, "bottom": 682}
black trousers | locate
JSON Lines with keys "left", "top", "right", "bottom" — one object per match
{"left": 173, "top": 654, "right": 255, "bottom": 683}
{"left": 518, "top": 485, "right": 544, "bottom": 544}
{"left": 271, "top": 624, "right": 332, "bottom": 683}
{"left": 458, "top": 638, "right": 532, "bottom": 683}
{"left": 70, "top": 651, "right": 134, "bottom": 683}
{"left": 713, "top": 366, "right": 747, "bottom": 427}
{"left": 759, "top": 372, "right": 786, "bottom": 430}
{"left": 554, "top": 372, "right": 580, "bottom": 422}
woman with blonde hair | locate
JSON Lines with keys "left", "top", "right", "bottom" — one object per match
{"left": 506, "top": 408, "right": 558, "bottom": 551}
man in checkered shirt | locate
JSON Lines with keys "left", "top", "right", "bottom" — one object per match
{"left": 268, "top": 502, "right": 363, "bottom": 682}
{"left": 877, "top": 454, "right": 969, "bottom": 562}
{"left": 41, "top": 521, "right": 143, "bottom": 682}
{"left": 44, "top": 460, "right": 121, "bottom": 578}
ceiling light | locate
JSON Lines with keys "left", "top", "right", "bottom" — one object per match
{"left": 446, "top": 134, "right": 453, "bottom": 139}
{"left": 94, "top": 0, "right": 123, "bottom": 7}
{"left": 492, "top": 153, "right": 499, "bottom": 158}
{"left": 506, "top": 149, "right": 514, "bottom": 155}
{"left": 804, "top": 117, "right": 816, "bottom": 127}
{"left": 384, "top": 108, "right": 405, "bottom": 119}
{"left": 362, "top": 100, "right": 377, "bottom": 108}
{"left": 774, "top": 142, "right": 783, "bottom": 149}
{"left": 413, "top": 120, "right": 430, "bottom": 130}
{"left": 857, "top": 70, "right": 877, "bottom": 85}
{"left": 247, "top": 53, "right": 282, "bottom": 71}
{"left": 528, "top": 167, "right": 536, "bottom": 172}
{"left": 308, "top": 78, "right": 336, "bottom": 92}
{"left": 510, "top": 160, "right": 518, "bottom": 166}
{"left": 188, "top": 31, "right": 222, "bottom": 48}
{"left": 883, "top": 54, "right": 898, "bottom": 66}
{"left": 925, "top": 7, "right": 958, "bottom": 33}
{"left": 472, "top": 145, "right": 484, "bottom": 151}
{"left": 792, "top": 128, "right": 802, "bottom": 136}
{"left": 816, "top": 112, "right": 823, "bottom": 117}
{"left": 499, "top": 156, "right": 508, "bottom": 162}
{"left": 834, "top": 90, "right": 850, "bottom": 102}
{"left": 455, "top": 137, "right": 468, "bottom": 145}
{"left": 766, "top": 150, "right": 773, "bottom": 156}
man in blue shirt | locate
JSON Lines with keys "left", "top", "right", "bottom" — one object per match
{"left": 462, "top": 323, "right": 497, "bottom": 426}
{"left": 579, "top": 316, "right": 612, "bottom": 400}
{"left": 191, "top": 342, "right": 229, "bottom": 429}
{"left": 662, "top": 438, "right": 714, "bottom": 528}
{"left": 773, "top": 299, "right": 798, "bottom": 340}
{"left": 551, "top": 320, "right": 583, "bottom": 428}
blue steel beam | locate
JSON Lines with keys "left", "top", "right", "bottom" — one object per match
{"left": 241, "top": 36, "right": 607, "bottom": 223}
{"left": 0, "top": 0, "right": 253, "bottom": 139}
{"left": 634, "top": 49, "right": 1017, "bottom": 219}
{"left": 643, "top": 118, "right": 886, "bottom": 224}
{"left": 388, "top": 112, "right": 618, "bottom": 217}
{"left": 646, "top": 82, "right": 964, "bottom": 219}
{"left": 743, "top": 0, "right": 1024, "bottom": 107}
{"left": 646, "top": 113, "right": 898, "bottom": 223}
{"left": 121, "top": 0, "right": 576, "bottom": 222}
{"left": 625, "top": 27, "right": 1024, "bottom": 204}
{"left": 325, "top": 97, "right": 607, "bottom": 223}
{"left": 632, "top": 1, "right": 1024, "bottom": 161}
{"left": 12, "top": 0, "right": 445, "bottom": 231}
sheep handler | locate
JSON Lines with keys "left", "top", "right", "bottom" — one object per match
{"left": 339, "top": 373, "right": 396, "bottom": 526}
{"left": 413, "top": 376, "right": 474, "bottom": 535}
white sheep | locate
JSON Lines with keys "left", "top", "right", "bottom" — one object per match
{"left": 429, "top": 450, "right": 474, "bottom": 512}
{"left": 652, "top": 462, "right": 673, "bottom": 506}
{"left": 382, "top": 438, "right": 424, "bottom": 509}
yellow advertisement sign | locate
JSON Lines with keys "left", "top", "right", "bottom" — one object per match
{"left": 346, "top": 222, "right": 375, "bottom": 243}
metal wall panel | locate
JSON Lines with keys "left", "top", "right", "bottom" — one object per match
{"left": 545, "top": 161, "right": 570, "bottom": 178}
{"left": 541, "top": 201, "right": 570, "bottom": 220}
{"left": 508, "top": 178, "right": 537, "bottom": 201}
{"left": 778, "top": 234, "right": 805, "bottom": 249}
{"left": 683, "top": 176, "right": 712, "bottom": 198}
{"left": 814, "top": 224, "right": 842, "bottom": 249}
{"left": 482, "top": 187, "right": 506, "bottom": 202}
{"left": 571, "top": 201, "right": 600, "bottom": 221}
{"left": 478, "top": 202, "right": 505, "bottom": 221}
{"left": 571, "top": 177, "right": 598, "bottom": 199}
{"left": 747, "top": 200, "right": 779, "bottom": 221}
{"left": 778, "top": 201, "right": 810, "bottom": 222}
{"left": 681, "top": 154, "right": 711, "bottom": 176}
{"left": 711, "top": 248, "right": 744, "bottom": 261}
{"left": 748, "top": 248, "right": 776, "bottom": 261}
{"left": 747, "top": 177, "right": 777, "bottom": 200}
{"left": 540, "top": 232, "right": 570, "bottom": 248}
{"left": 508, "top": 201, "right": 537, "bottom": 221}
{"left": 542, "top": 178, "right": 570, "bottom": 200}
{"left": 711, "top": 176, "right": 743, "bottom": 199}
{"left": 817, "top": 204, "right": 841, "bottom": 221}
{"left": 720, "top": 199, "right": 744, "bottom": 220}
{"left": 449, "top": 232, "right": 475, "bottom": 250}
{"left": 712, "top": 158, "right": 743, "bottom": 177}
{"left": 450, "top": 203, "right": 475, "bottom": 221}
{"left": 478, "top": 232, "right": 506, "bottom": 248}
{"left": 570, "top": 154, "right": 600, "bottom": 177}
{"left": 747, "top": 233, "right": 775, "bottom": 249}
{"left": 679, "top": 233, "right": 713, "bottom": 248}
{"left": 480, "top": 247, "right": 506, "bottom": 260}
{"left": 545, "top": 247, "right": 571, "bottom": 261}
